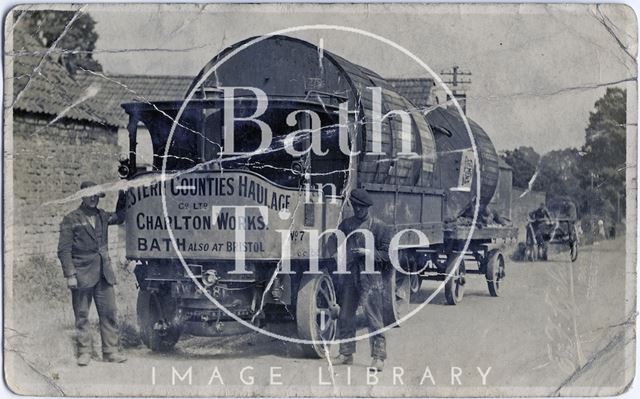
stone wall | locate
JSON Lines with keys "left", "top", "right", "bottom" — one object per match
{"left": 9, "top": 112, "right": 123, "bottom": 264}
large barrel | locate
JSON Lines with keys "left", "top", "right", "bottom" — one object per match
{"left": 426, "top": 107, "right": 500, "bottom": 221}
{"left": 186, "top": 35, "right": 438, "bottom": 190}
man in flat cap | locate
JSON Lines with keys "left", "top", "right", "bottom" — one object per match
{"left": 57, "top": 181, "right": 127, "bottom": 366}
{"left": 333, "top": 188, "right": 392, "bottom": 371}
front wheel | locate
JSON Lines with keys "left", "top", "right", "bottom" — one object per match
{"left": 137, "top": 289, "right": 182, "bottom": 352}
{"left": 444, "top": 256, "right": 466, "bottom": 305}
{"left": 296, "top": 272, "right": 339, "bottom": 358}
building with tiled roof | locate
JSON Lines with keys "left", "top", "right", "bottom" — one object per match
{"left": 9, "top": 33, "right": 124, "bottom": 262}
{"left": 388, "top": 78, "right": 436, "bottom": 110}
{"left": 12, "top": 33, "right": 116, "bottom": 127}
{"left": 12, "top": 31, "right": 193, "bottom": 129}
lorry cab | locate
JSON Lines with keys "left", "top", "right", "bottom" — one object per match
{"left": 121, "top": 94, "right": 356, "bottom": 356}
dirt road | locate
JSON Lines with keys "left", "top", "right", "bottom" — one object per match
{"left": 5, "top": 237, "right": 634, "bottom": 396}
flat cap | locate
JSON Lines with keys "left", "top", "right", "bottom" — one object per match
{"left": 349, "top": 188, "right": 373, "bottom": 207}
{"left": 80, "top": 181, "right": 105, "bottom": 198}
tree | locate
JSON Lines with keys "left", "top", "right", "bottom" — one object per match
{"left": 502, "top": 87, "right": 626, "bottom": 226}
{"left": 535, "top": 148, "right": 584, "bottom": 201}
{"left": 579, "top": 87, "right": 626, "bottom": 223}
{"left": 15, "top": 10, "right": 102, "bottom": 73}
{"left": 501, "top": 146, "right": 540, "bottom": 189}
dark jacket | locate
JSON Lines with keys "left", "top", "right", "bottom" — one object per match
{"left": 57, "top": 203, "right": 124, "bottom": 289}
{"left": 529, "top": 206, "right": 551, "bottom": 222}
{"left": 337, "top": 216, "right": 392, "bottom": 269}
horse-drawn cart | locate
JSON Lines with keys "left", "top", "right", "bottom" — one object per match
{"left": 525, "top": 198, "right": 579, "bottom": 262}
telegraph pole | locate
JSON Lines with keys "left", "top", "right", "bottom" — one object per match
{"left": 441, "top": 66, "right": 472, "bottom": 113}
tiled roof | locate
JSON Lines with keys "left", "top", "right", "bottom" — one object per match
{"left": 387, "top": 78, "right": 435, "bottom": 109}
{"left": 11, "top": 33, "right": 116, "bottom": 126}
{"left": 74, "top": 73, "right": 193, "bottom": 127}
{"left": 11, "top": 31, "right": 194, "bottom": 128}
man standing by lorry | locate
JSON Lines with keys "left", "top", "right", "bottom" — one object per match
{"left": 57, "top": 181, "right": 127, "bottom": 366}
{"left": 333, "top": 189, "right": 392, "bottom": 372}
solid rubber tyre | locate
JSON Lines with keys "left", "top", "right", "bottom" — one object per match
{"left": 296, "top": 272, "right": 338, "bottom": 358}
{"left": 485, "top": 250, "right": 505, "bottom": 297}
{"left": 444, "top": 256, "right": 466, "bottom": 305}
{"left": 137, "top": 289, "right": 182, "bottom": 352}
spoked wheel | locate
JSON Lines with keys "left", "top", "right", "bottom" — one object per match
{"left": 485, "top": 250, "right": 506, "bottom": 297}
{"left": 296, "top": 272, "right": 339, "bottom": 358}
{"left": 444, "top": 255, "right": 466, "bottom": 305}
{"left": 137, "top": 289, "right": 182, "bottom": 352}
{"left": 381, "top": 267, "right": 412, "bottom": 326}
{"left": 570, "top": 240, "right": 579, "bottom": 262}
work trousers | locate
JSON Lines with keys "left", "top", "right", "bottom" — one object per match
{"left": 71, "top": 277, "right": 119, "bottom": 355}
{"left": 337, "top": 266, "right": 387, "bottom": 360}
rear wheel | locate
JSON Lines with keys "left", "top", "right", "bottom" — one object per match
{"left": 444, "top": 256, "right": 466, "bottom": 305}
{"left": 137, "top": 289, "right": 182, "bottom": 352}
{"left": 296, "top": 272, "right": 339, "bottom": 358}
{"left": 486, "top": 250, "right": 505, "bottom": 297}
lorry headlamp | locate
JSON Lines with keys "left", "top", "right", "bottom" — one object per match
{"left": 118, "top": 164, "right": 130, "bottom": 178}
{"left": 202, "top": 270, "right": 219, "bottom": 287}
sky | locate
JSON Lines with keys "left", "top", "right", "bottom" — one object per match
{"left": 83, "top": 3, "right": 637, "bottom": 154}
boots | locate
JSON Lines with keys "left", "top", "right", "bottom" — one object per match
{"left": 103, "top": 352, "right": 127, "bottom": 363}
{"left": 370, "top": 358, "right": 384, "bottom": 372}
{"left": 333, "top": 354, "right": 354, "bottom": 365}
{"left": 77, "top": 353, "right": 91, "bottom": 366}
